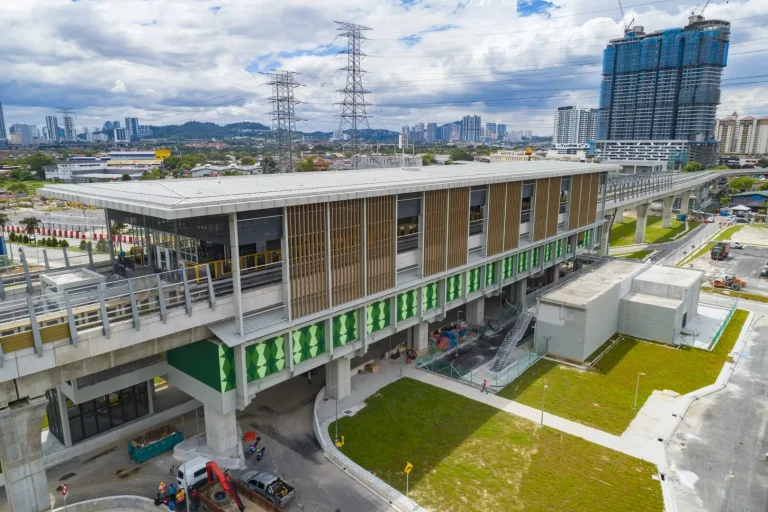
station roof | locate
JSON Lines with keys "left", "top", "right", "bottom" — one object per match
{"left": 540, "top": 259, "right": 644, "bottom": 309}
{"left": 39, "top": 161, "right": 617, "bottom": 220}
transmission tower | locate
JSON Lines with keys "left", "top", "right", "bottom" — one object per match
{"left": 335, "top": 21, "right": 372, "bottom": 170}
{"left": 262, "top": 71, "right": 303, "bottom": 173}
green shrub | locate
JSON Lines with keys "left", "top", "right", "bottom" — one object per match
{"left": 79, "top": 240, "right": 87, "bottom": 250}
{"left": 59, "top": 239, "right": 69, "bottom": 248}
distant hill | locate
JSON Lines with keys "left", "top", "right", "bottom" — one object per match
{"left": 148, "top": 121, "right": 270, "bottom": 140}
{"left": 147, "top": 121, "right": 399, "bottom": 143}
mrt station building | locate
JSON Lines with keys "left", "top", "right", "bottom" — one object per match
{"left": 0, "top": 161, "right": 608, "bottom": 512}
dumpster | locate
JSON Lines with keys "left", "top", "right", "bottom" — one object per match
{"left": 128, "top": 425, "right": 183, "bottom": 463}
{"left": 677, "top": 214, "right": 687, "bottom": 222}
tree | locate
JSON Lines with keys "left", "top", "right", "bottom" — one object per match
{"left": 111, "top": 222, "right": 126, "bottom": 235}
{"left": 422, "top": 153, "right": 436, "bottom": 166}
{"left": 758, "top": 183, "right": 768, "bottom": 191}
{"left": 757, "top": 158, "right": 768, "bottom": 168}
{"left": 719, "top": 196, "right": 730, "bottom": 206}
{"left": 240, "top": 156, "right": 257, "bottom": 166}
{"left": 681, "top": 161, "right": 702, "bottom": 172}
{"left": 0, "top": 212, "right": 8, "bottom": 230}
{"left": 24, "top": 153, "right": 55, "bottom": 179}
{"left": 260, "top": 153, "right": 279, "bottom": 174}
{"left": 296, "top": 157, "right": 314, "bottom": 172}
{"left": 707, "top": 165, "right": 729, "bottom": 170}
{"left": 120, "top": 173, "right": 131, "bottom": 181}
{"left": 220, "top": 170, "right": 243, "bottom": 176}
{"left": 5, "top": 182, "right": 28, "bottom": 194}
{"left": 728, "top": 176, "right": 755, "bottom": 193}
{"left": 449, "top": 148, "right": 473, "bottom": 161}
{"left": 20, "top": 216, "right": 40, "bottom": 247}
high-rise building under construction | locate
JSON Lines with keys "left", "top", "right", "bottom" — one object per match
{"left": 598, "top": 15, "right": 730, "bottom": 142}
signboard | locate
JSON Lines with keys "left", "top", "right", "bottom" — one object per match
{"left": 404, "top": 462, "right": 413, "bottom": 475}
{"left": 61, "top": 484, "right": 68, "bottom": 497}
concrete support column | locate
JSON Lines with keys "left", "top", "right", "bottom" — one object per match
{"left": 408, "top": 322, "right": 429, "bottom": 351}
{"left": 551, "top": 263, "right": 561, "bottom": 282}
{"left": 203, "top": 406, "right": 239, "bottom": 457}
{"left": 661, "top": 196, "right": 675, "bottom": 228}
{"left": 465, "top": 297, "right": 485, "bottom": 326}
{"left": 600, "top": 213, "right": 615, "bottom": 256}
{"left": 515, "top": 278, "right": 527, "bottom": 306}
{"left": 680, "top": 190, "right": 692, "bottom": 215}
{"left": 0, "top": 397, "right": 50, "bottom": 512}
{"left": 326, "top": 357, "right": 351, "bottom": 401}
{"left": 616, "top": 208, "right": 625, "bottom": 223}
{"left": 634, "top": 204, "right": 650, "bottom": 244}
{"left": 228, "top": 213, "right": 243, "bottom": 337}
{"left": 146, "top": 380, "right": 155, "bottom": 415}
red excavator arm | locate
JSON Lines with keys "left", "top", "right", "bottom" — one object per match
{"left": 205, "top": 461, "right": 245, "bottom": 512}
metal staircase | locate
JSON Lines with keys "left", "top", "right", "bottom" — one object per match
{"left": 489, "top": 309, "right": 533, "bottom": 372}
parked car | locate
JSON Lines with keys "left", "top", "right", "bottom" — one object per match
{"left": 731, "top": 242, "right": 744, "bottom": 249}
{"left": 240, "top": 471, "right": 296, "bottom": 508}
{"left": 705, "top": 216, "right": 715, "bottom": 223}
{"left": 735, "top": 218, "right": 749, "bottom": 224}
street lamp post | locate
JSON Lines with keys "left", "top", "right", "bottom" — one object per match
{"left": 540, "top": 384, "right": 548, "bottom": 426}
{"left": 634, "top": 372, "right": 646, "bottom": 410}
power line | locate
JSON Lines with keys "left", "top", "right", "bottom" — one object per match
{"left": 263, "top": 71, "right": 304, "bottom": 173}
{"left": 335, "top": 21, "right": 373, "bottom": 170}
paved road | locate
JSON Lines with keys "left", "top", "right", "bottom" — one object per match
{"left": 667, "top": 313, "right": 768, "bottom": 512}
{"left": 237, "top": 368, "right": 388, "bottom": 512}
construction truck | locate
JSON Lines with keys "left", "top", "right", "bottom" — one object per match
{"left": 711, "top": 242, "right": 730, "bottom": 260}
{"left": 712, "top": 274, "right": 746, "bottom": 291}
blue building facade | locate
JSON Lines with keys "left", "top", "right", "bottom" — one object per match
{"left": 598, "top": 15, "right": 730, "bottom": 142}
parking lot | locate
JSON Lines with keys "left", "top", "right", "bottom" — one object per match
{"left": 685, "top": 227, "right": 768, "bottom": 297}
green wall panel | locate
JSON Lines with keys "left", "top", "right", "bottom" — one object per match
{"left": 531, "top": 247, "right": 540, "bottom": 267}
{"left": 467, "top": 267, "right": 481, "bottom": 294}
{"left": 397, "top": 289, "right": 418, "bottom": 322}
{"left": 518, "top": 251, "right": 528, "bottom": 273}
{"left": 167, "top": 339, "right": 235, "bottom": 393}
{"left": 445, "top": 273, "right": 463, "bottom": 302}
{"left": 246, "top": 335, "right": 286, "bottom": 383}
{"left": 333, "top": 310, "right": 359, "bottom": 348}
{"left": 423, "top": 282, "right": 439, "bottom": 312}
{"left": 366, "top": 299, "right": 391, "bottom": 334}
{"left": 544, "top": 243, "right": 553, "bottom": 262}
{"left": 502, "top": 255, "right": 514, "bottom": 280}
{"left": 485, "top": 262, "right": 497, "bottom": 286}
{"left": 556, "top": 239, "right": 563, "bottom": 258}
{"left": 292, "top": 321, "right": 326, "bottom": 365}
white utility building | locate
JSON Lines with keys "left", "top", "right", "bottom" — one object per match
{"left": 535, "top": 260, "right": 703, "bottom": 362}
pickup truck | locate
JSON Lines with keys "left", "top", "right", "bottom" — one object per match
{"left": 240, "top": 471, "right": 295, "bottom": 508}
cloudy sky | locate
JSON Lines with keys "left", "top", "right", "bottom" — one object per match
{"left": 1, "top": 0, "right": 766, "bottom": 135}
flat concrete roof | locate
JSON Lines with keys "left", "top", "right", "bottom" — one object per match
{"left": 634, "top": 265, "right": 703, "bottom": 289}
{"left": 622, "top": 292, "right": 683, "bottom": 309}
{"left": 39, "top": 161, "right": 616, "bottom": 220}
{"left": 40, "top": 267, "right": 105, "bottom": 289}
{"left": 540, "top": 259, "right": 644, "bottom": 309}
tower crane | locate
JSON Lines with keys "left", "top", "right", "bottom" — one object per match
{"left": 617, "top": 0, "right": 635, "bottom": 34}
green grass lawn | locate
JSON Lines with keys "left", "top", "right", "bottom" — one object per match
{"left": 610, "top": 216, "right": 693, "bottom": 247}
{"left": 332, "top": 378, "right": 662, "bottom": 512}
{"left": 616, "top": 249, "right": 654, "bottom": 260}
{"left": 497, "top": 310, "right": 748, "bottom": 435}
{"left": 676, "top": 242, "right": 715, "bottom": 267}
{"left": 714, "top": 224, "right": 744, "bottom": 241}
{"left": 705, "top": 287, "right": 768, "bottom": 304}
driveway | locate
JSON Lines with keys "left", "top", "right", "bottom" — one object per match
{"left": 667, "top": 314, "right": 768, "bottom": 512}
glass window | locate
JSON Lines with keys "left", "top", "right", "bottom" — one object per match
{"left": 531, "top": 247, "right": 540, "bottom": 267}
{"left": 521, "top": 182, "right": 534, "bottom": 223}
{"left": 469, "top": 205, "right": 484, "bottom": 235}
{"left": 544, "top": 243, "right": 553, "bottom": 262}
{"left": 556, "top": 239, "right": 563, "bottom": 258}
{"left": 559, "top": 178, "right": 570, "bottom": 214}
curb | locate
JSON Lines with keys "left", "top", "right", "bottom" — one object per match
{"left": 312, "top": 385, "right": 425, "bottom": 512}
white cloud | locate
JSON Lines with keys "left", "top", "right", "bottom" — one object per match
{"left": 110, "top": 80, "right": 128, "bottom": 93}
{"left": 0, "top": 0, "right": 765, "bottom": 134}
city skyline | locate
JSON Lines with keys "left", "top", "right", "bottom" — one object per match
{"left": 0, "top": 1, "right": 764, "bottom": 136}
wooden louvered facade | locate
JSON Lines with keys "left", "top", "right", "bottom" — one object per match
{"left": 578, "top": 172, "right": 593, "bottom": 229}
{"left": 586, "top": 173, "right": 600, "bottom": 224}
{"left": 532, "top": 178, "right": 550, "bottom": 241}
{"left": 366, "top": 196, "right": 395, "bottom": 295}
{"left": 486, "top": 183, "right": 507, "bottom": 256}
{"left": 503, "top": 181, "right": 522, "bottom": 251}
{"left": 288, "top": 204, "right": 328, "bottom": 318}
{"left": 423, "top": 190, "right": 448, "bottom": 277}
{"left": 569, "top": 174, "right": 583, "bottom": 229}
{"left": 330, "top": 199, "right": 364, "bottom": 306}
{"left": 546, "top": 177, "right": 561, "bottom": 238}
{"left": 447, "top": 187, "right": 470, "bottom": 270}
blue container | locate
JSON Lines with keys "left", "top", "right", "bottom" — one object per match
{"left": 677, "top": 214, "right": 687, "bottom": 222}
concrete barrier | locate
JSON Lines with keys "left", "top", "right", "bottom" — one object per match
{"left": 51, "top": 495, "right": 156, "bottom": 511}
